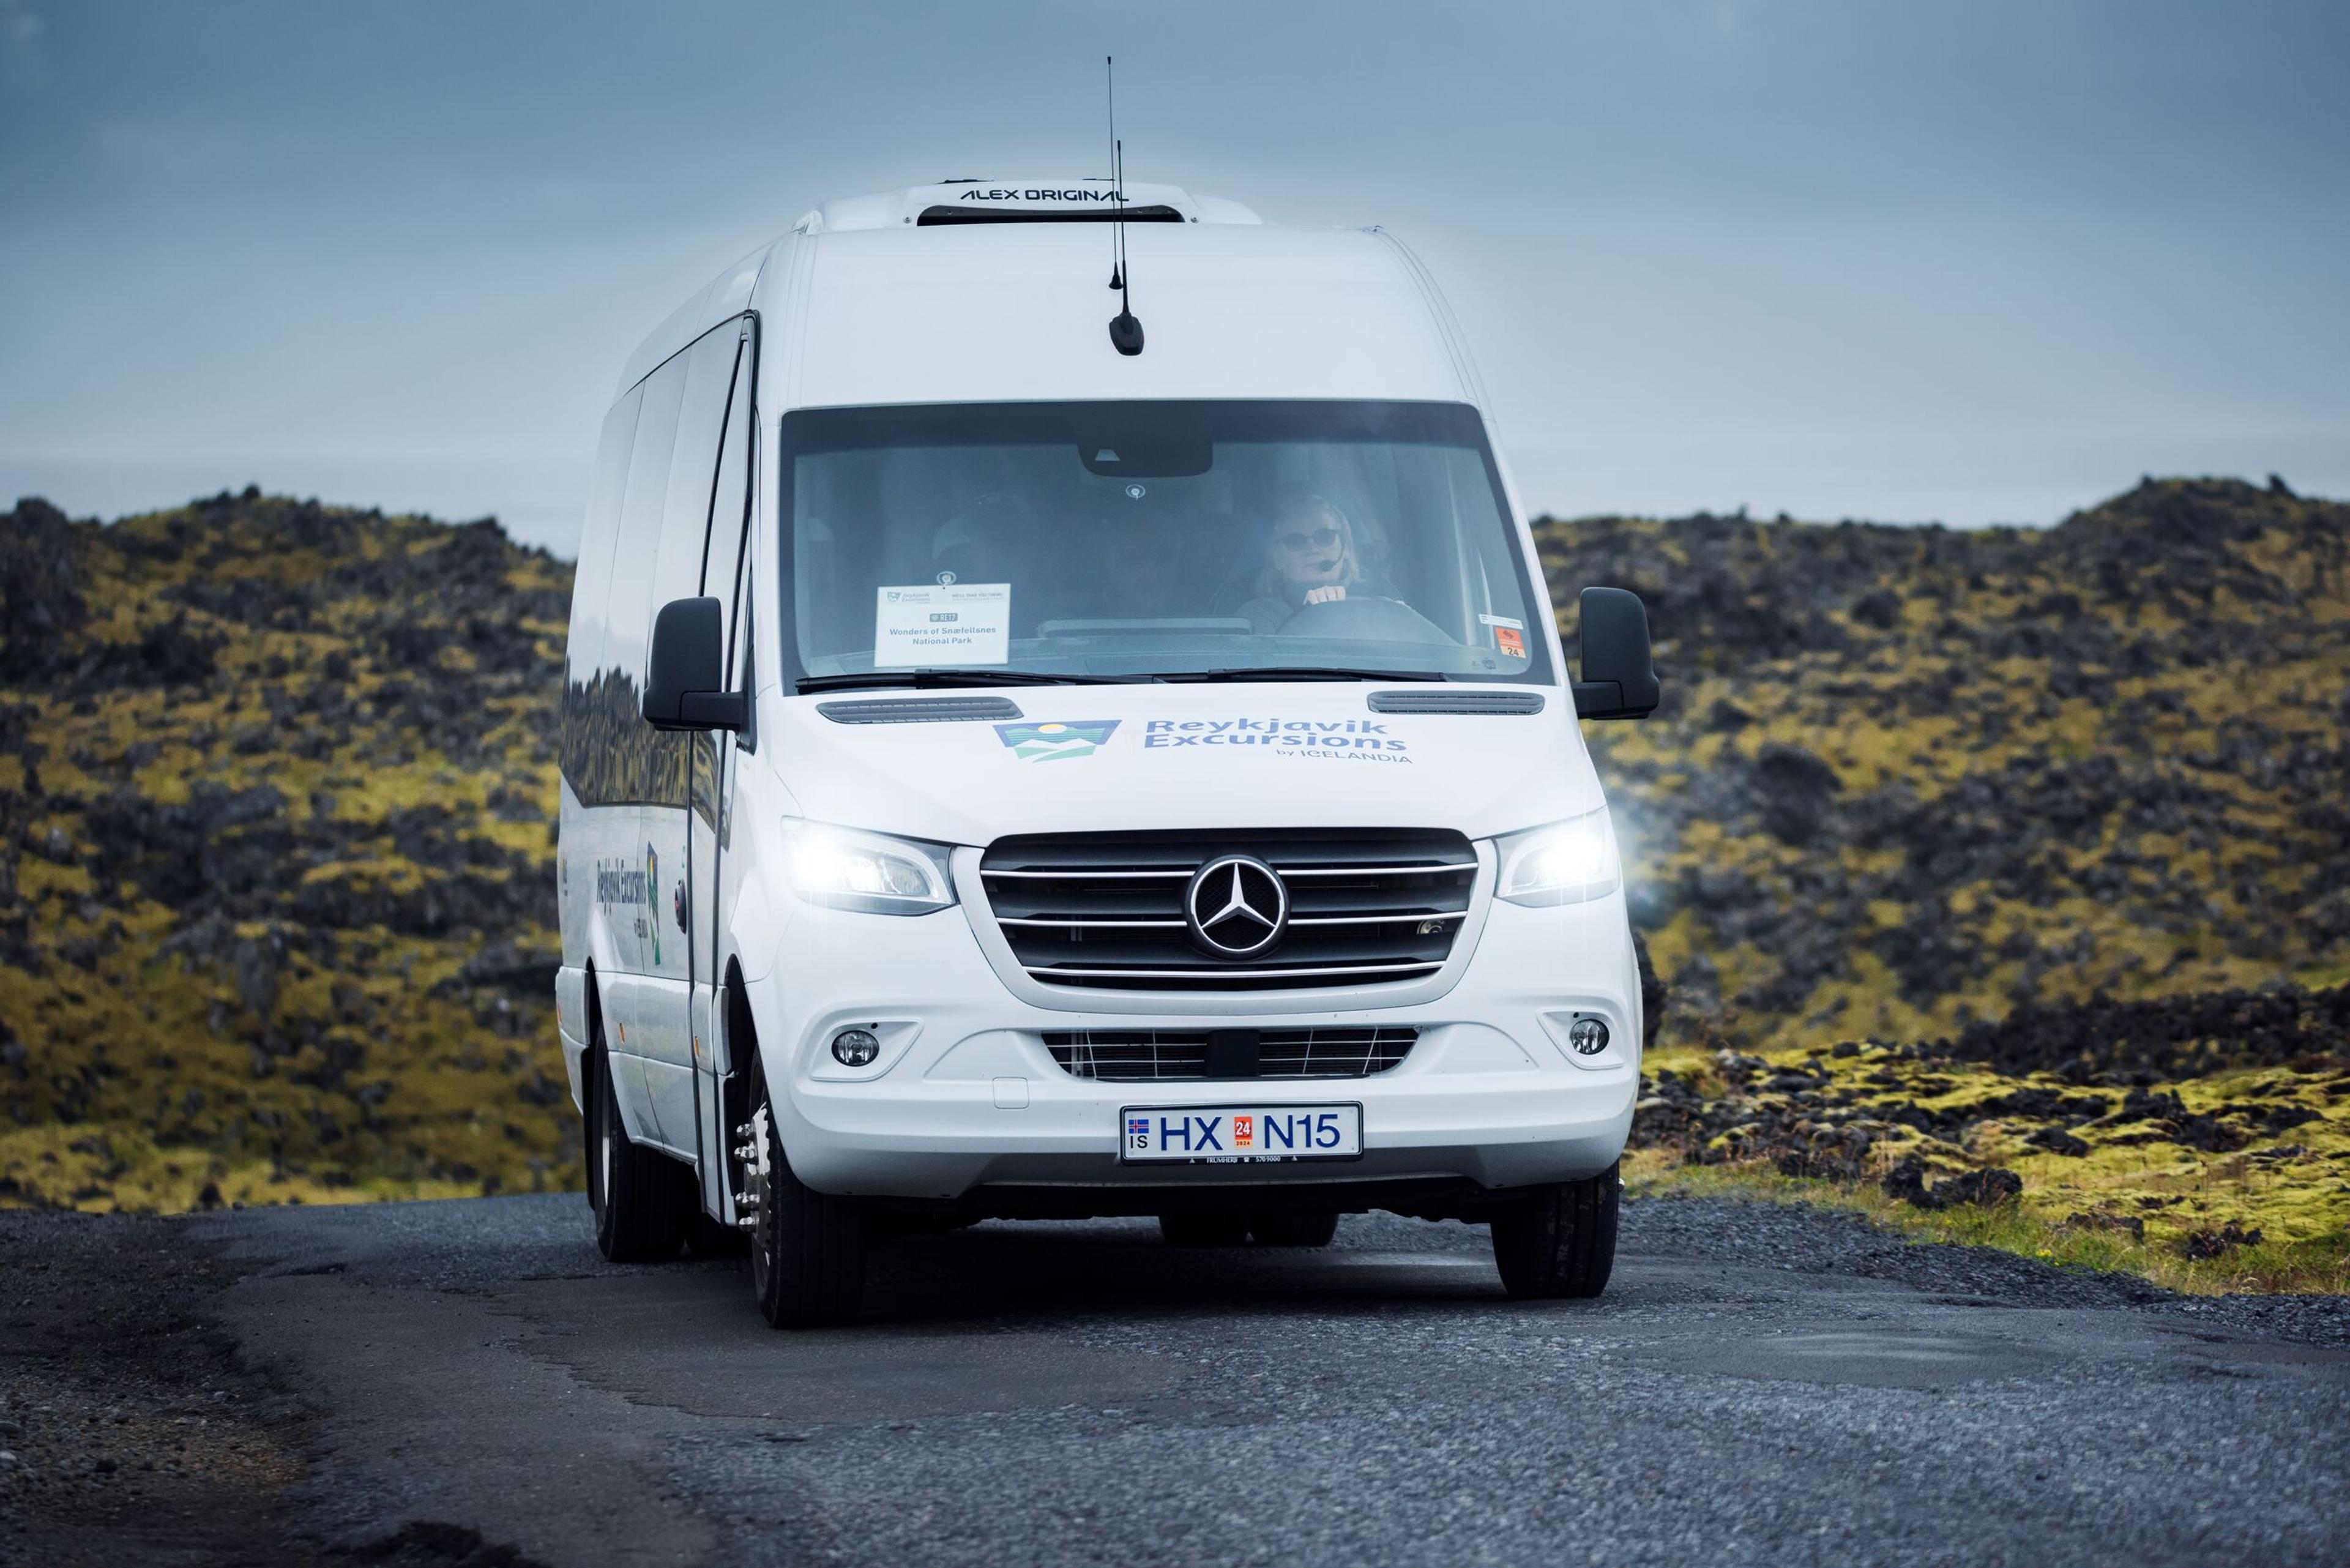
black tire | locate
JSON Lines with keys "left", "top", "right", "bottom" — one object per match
{"left": 1489, "top": 1163, "right": 1620, "bottom": 1299}
{"left": 683, "top": 1209, "right": 750, "bottom": 1259}
{"left": 1158, "top": 1211, "right": 1251, "bottom": 1247}
{"left": 749, "top": 1092, "right": 866, "bottom": 1328}
{"left": 588, "top": 1044, "right": 692, "bottom": 1264}
{"left": 1248, "top": 1209, "right": 1341, "bottom": 1248}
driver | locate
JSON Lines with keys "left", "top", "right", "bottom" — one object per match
{"left": 1236, "top": 490, "right": 1398, "bottom": 635}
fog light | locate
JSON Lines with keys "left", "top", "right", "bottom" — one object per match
{"left": 831, "top": 1028, "right": 880, "bottom": 1067}
{"left": 1567, "top": 1017, "right": 1610, "bottom": 1056}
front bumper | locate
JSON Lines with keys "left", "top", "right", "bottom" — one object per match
{"left": 748, "top": 881, "right": 1641, "bottom": 1203}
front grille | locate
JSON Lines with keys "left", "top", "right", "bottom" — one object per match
{"left": 1045, "top": 1026, "right": 1418, "bottom": 1081}
{"left": 816, "top": 696, "right": 1023, "bottom": 724}
{"left": 1367, "top": 690, "right": 1546, "bottom": 715}
{"left": 979, "top": 828, "right": 1477, "bottom": 991}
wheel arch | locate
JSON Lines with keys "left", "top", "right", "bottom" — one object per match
{"left": 721, "top": 955, "right": 759, "bottom": 1158}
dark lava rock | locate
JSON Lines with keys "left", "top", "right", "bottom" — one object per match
{"left": 1882, "top": 1155, "right": 1931, "bottom": 1205}
{"left": 1945, "top": 982, "right": 2350, "bottom": 1083}
{"left": 441, "top": 941, "right": 561, "bottom": 998}
{"left": 1633, "top": 929, "right": 1668, "bottom": 1049}
{"left": 1882, "top": 1155, "right": 2025, "bottom": 1210}
{"left": 233, "top": 930, "right": 282, "bottom": 1020}
{"left": 2116, "top": 1086, "right": 2250, "bottom": 1154}
{"left": 0, "top": 498, "right": 89, "bottom": 680}
{"left": 1850, "top": 588, "right": 1902, "bottom": 630}
{"left": 80, "top": 613, "right": 222, "bottom": 689}
{"left": 2063, "top": 1210, "right": 2146, "bottom": 1241}
{"left": 2180, "top": 1220, "right": 2264, "bottom": 1260}
{"left": 1930, "top": 1167, "right": 2025, "bottom": 1209}
{"left": 1750, "top": 742, "right": 1841, "bottom": 848}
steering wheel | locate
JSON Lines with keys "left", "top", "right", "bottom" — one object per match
{"left": 1275, "top": 595, "right": 1455, "bottom": 646}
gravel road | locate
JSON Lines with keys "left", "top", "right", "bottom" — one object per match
{"left": 4, "top": 1192, "right": 2345, "bottom": 1567}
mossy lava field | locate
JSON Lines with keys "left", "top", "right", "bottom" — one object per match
{"left": 3, "top": 478, "right": 2346, "bottom": 1290}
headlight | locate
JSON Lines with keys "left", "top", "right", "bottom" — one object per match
{"left": 1493, "top": 810, "right": 1619, "bottom": 906}
{"left": 780, "top": 820, "right": 958, "bottom": 915}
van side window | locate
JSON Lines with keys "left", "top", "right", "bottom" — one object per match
{"left": 598, "top": 356, "right": 689, "bottom": 804}
{"left": 701, "top": 329, "right": 754, "bottom": 663}
{"left": 691, "top": 327, "right": 755, "bottom": 825}
{"left": 560, "top": 389, "right": 642, "bottom": 802}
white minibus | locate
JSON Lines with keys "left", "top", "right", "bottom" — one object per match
{"left": 555, "top": 180, "right": 1660, "bottom": 1325}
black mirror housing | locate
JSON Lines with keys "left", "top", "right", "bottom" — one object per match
{"left": 643, "top": 597, "right": 745, "bottom": 732}
{"left": 1571, "top": 586, "right": 1661, "bottom": 720}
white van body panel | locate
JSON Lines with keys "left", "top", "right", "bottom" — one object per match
{"left": 766, "top": 685, "right": 1599, "bottom": 849}
{"left": 615, "top": 244, "right": 769, "bottom": 399}
{"left": 781, "top": 225, "right": 1467, "bottom": 411}
{"left": 559, "top": 184, "right": 1639, "bottom": 1215}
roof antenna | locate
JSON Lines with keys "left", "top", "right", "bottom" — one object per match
{"left": 1105, "top": 55, "right": 1144, "bottom": 356}
{"left": 1105, "top": 56, "right": 1122, "bottom": 292}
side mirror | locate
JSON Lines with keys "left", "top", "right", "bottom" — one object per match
{"left": 1572, "top": 586, "right": 1660, "bottom": 720}
{"left": 643, "top": 597, "right": 746, "bottom": 732}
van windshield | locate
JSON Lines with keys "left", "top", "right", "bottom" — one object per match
{"left": 780, "top": 400, "right": 1552, "bottom": 686}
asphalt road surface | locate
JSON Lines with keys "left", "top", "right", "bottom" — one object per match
{"left": 5, "top": 1193, "right": 2347, "bottom": 1568}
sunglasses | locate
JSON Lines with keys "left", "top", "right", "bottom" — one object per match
{"left": 1276, "top": 526, "right": 1341, "bottom": 553}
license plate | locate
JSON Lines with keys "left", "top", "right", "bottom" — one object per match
{"left": 1119, "top": 1102, "right": 1363, "bottom": 1164}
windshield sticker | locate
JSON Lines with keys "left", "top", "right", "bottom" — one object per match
{"left": 1477, "top": 614, "right": 1525, "bottom": 630}
{"left": 1494, "top": 625, "right": 1526, "bottom": 659}
{"left": 874, "top": 583, "right": 1010, "bottom": 667}
{"left": 995, "top": 720, "right": 1121, "bottom": 762}
{"left": 1141, "top": 717, "right": 1412, "bottom": 763}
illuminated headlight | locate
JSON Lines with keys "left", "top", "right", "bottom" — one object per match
{"left": 780, "top": 821, "right": 958, "bottom": 915}
{"left": 1493, "top": 810, "right": 1619, "bottom": 906}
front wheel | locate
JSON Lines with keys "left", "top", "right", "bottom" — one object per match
{"left": 683, "top": 1209, "right": 750, "bottom": 1259}
{"left": 1489, "top": 1163, "right": 1620, "bottom": 1299}
{"left": 745, "top": 1099, "right": 866, "bottom": 1327}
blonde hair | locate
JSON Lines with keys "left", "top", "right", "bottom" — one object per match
{"left": 1256, "top": 491, "right": 1362, "bottom": 598}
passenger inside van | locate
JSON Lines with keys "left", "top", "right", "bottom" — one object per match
{"left": 1233, "top": 489, "right": 1401, "bottom": 635}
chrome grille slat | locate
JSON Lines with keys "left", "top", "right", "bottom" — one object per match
{"left": 983, "top": 868, "right": 1197, "bottom": 879}
{"left": 980, "top": 828, "right": 1476, "bottom": 993}
{"left": 999, "top": 911, "right": 1462, "bottom": 930}
{"left": 997, "top": 917, "right": 1190, "bottom": 929}
{"left": 1045, "top": 1026, "right": 1418, "bottom": 1081}
{"left": 1026, "top": 960, "right": 1444, "bottom": 982}
{"left": 1287, "top": 911, "right": 1467, "bottom": 927}
{"left": 1269, "top": 862, "right": 1475, "bottom": 878}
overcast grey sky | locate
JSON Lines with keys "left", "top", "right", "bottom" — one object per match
{"left": 3, "top": 0, "right": 2344, "bottom": 552}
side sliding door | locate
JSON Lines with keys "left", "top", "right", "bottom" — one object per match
{"left": 624, "top": 318, "right": 756, "bottom": 1161}
{"left": 589, "top": 357, "right": 686, "bottom": 1144}
{"left": 688, "top": 319, "right": 755, "bottom": 1219}
{"left": 555, "top": 387, "right": 639, "bottom": 1111}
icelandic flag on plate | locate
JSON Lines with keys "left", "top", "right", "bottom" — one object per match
{"left": 1127, "top": 1118, "right": 1151, "bottom": 1137}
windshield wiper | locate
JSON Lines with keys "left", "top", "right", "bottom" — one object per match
{"left": 1150, "top": 666, "right": 1449, "bottom": 684}
{"left": 796, "top": 668, "right": 1133, "bottom": 694}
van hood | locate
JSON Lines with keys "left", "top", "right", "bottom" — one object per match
{"left": 766, "top": 683, "right": 1598, "bottom": 846}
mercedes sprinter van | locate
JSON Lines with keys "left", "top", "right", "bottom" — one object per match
{"left": 554, "top": 179, "right": 1660, "bottom": 1326}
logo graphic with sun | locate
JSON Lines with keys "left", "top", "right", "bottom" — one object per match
{"left": 993, "top": 720, "right": 1121, "bottom": 762}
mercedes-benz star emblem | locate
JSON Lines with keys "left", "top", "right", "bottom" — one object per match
{"left": 1184, "top": 854, "right": 1289, "bottom": 958}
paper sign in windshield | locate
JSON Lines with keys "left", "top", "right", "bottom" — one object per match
{"left": 873, "top": 583, "right": 1010, "bottom": 667}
